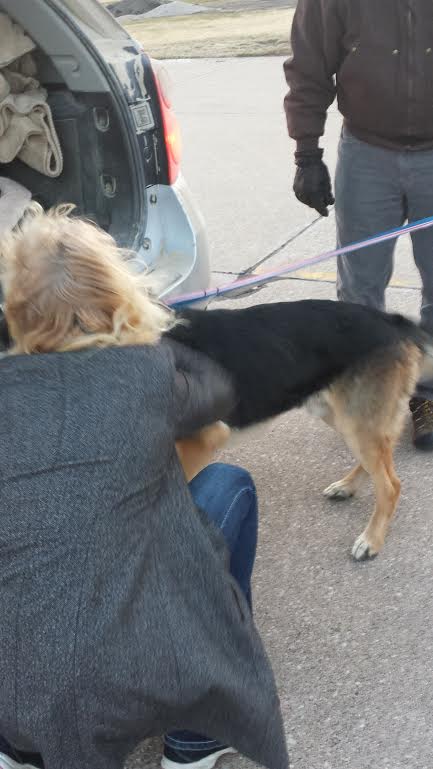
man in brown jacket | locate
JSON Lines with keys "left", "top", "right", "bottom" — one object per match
{"left": 284, "top": 0, "right": 433, "bottom": 450}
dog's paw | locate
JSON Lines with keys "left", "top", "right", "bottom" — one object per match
{"left": 323, "top": 480, "right": 354, "bottom": 500}
{"left": 351, "top": 533, "right": 379, "bottom": 561}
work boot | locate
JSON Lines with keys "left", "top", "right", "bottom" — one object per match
{"left": 410, "top": 398, "right": 433, "bottom": 450}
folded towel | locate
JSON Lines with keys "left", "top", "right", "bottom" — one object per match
{"left": 0, "top": 13, "right": 35, "bottom": 68}
{"left": 0, "top": 76, "right": 49, "bottom": 138}
{"left": 0, "top": 68, "right": 63, "bottom": 177}
{"left": 0, "top": 14, "right": 63, "bottom": 178}
{"left": 2, "top": 68, "right": 40, "bottom": 94}
{"left": 0, "top": 72, "right": 63, "bottom": 175}
{"left": 0, "top": 176, "right": 31, "bottom": 234}
{"left": 8, "top": 52, "right": 38, "bottom": 79}
{"left": 17, "top": 106, "right": 63, "bottom": 177}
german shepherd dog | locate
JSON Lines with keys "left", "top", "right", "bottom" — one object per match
{"left": 168, "top": 299, "right": 433, "bottom": 561}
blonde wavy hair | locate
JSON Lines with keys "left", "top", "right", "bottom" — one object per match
{"left": 0, "top": 204, "right": 174, "bottom": 354}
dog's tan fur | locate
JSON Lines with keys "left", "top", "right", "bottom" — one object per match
{"left": 179, "top": 341, "right": 430, "bottom": 560}
{"left": 313, "top": 342, "right": 423, "bottom": 559}
{"left": 176, "top": 421, "right": 231, "bottom": 482}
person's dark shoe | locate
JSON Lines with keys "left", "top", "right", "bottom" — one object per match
{"left": 161, "top": 745, "right": 236, "bottom": 769}
{"left": 410, "top": 398, "right": 433, "bottom": 450}
{"left": 0, "top": 753, "right": 40, "bottom": 769}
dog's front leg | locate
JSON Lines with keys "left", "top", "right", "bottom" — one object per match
{"left": 323, "top": 464, "right": 368, "bottom": 500}
{"left": 351, "top": 440, "right": 401, "bottom": 561}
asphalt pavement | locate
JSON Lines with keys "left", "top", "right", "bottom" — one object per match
{"left": 127, "top": 58, "right": 433, "bottom": 769}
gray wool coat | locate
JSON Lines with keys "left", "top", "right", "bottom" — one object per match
{"left": 0, "top": 340, "right": 289, "bottom": 769}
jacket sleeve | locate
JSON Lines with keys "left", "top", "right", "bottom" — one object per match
{"left": 164, "top": 339, "right": 236, "bottom": 440}
{"left": 284, "top": 0, "right": 343, "bottom": 149}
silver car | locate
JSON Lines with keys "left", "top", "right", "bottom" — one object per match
{"left": 0, "top": 0, "right": 210, "bottom": 302}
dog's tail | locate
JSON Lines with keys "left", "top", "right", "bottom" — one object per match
{"left": 398, "top": 316, "right": 433, "bottom": 381}
{"left": 381, "top": 311, "right": 433, "bottom": 381}
{"left": 420, "top": 342, "right": 433, "bottom": 381}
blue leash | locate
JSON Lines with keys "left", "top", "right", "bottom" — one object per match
{"left": 167, "top": 214, "right": 433, "bottom": 309}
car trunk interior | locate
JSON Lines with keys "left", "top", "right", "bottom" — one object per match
{"left": 0, "top": 0, "right": 143, "bottom": 248}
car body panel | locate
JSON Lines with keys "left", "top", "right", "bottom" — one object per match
{"left": 132, "top": 176, "right": 210, "bottom": 301}
{"left": 0, "top": 0, "right": 210, "bottom": 300}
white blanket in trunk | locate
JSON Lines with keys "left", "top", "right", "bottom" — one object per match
{"left": 0, "top": 13, "right": 63, "bottom": 178}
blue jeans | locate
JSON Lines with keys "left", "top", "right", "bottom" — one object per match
{"left": 164, "top": 462, "right": 258, "bottom": 757}
{"left": 335, "top": 127, "right": 433, "bottom": 399}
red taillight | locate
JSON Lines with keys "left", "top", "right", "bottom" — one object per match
{"left": 152, "top": 64, "right": 182, "bottom": 185}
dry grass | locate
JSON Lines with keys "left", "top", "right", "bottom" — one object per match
{"left": 123, "top": 8, "right": 293, "bottom": 58}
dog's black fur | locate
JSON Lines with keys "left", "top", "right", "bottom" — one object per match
{"left": 0, "top": 301, "right": 426, "bottom": 432}
{"left": 168, "top": 300, "right": 427, "bottom": 428}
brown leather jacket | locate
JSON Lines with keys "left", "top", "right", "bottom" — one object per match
{"left": 284, "top": 0, "right": 433, "bottom": 151}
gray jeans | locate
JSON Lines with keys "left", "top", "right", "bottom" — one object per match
{"left": 335, "top": 128, "right": 433, "bottom": 400}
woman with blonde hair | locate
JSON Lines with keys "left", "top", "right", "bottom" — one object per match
{"left": 0, "top": 204, "right": 287, "bottom": 769}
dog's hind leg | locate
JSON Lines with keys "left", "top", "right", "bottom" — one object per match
{"left": 323, "top": 463, "right": 368, "bottom": 500}
{"left": 351, "top": 436, "right": 401, "bottom": 560}
{"left": 310, "top": 391, "right": 369, "bottom": 500}
{"left": 324, "top": 343, "right": 422, "bottom": 559}
{"left": 308, "top": 392, "right": 369, "bottom": 499}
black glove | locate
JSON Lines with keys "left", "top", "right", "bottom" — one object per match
{"left": 293, "top": 148, "right": 335, "bottom": 217}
